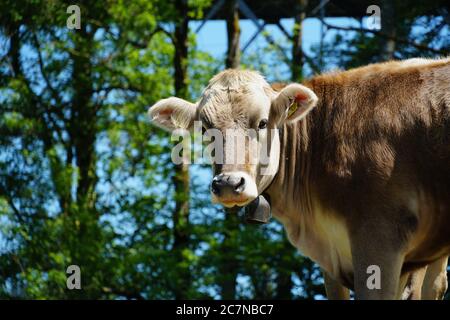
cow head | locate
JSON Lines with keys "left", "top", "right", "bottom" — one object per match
{"left": 149, "top": 69, "right": 318, "bottom": 208}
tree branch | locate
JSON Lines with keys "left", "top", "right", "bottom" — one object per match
{"left": 122, "top": 25, "right": 175, "bottom": 49}
{"left": 32, "top": 33, "right": 65, "bottom": 106}
{"left": 318, "top": 18, "right": 449, "bottom": 55}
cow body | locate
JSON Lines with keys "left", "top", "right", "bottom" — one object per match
{"left": 268, "top": 59, "right": 450, "bottom": 296}
{"left": 150, "top": 58, "right": 450, "bottom": 299}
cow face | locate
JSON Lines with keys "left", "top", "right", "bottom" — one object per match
{"left": 149, "top": 69, "right": 318, "bottom": 208}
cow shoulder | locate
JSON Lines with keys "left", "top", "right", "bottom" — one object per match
{"left": 306, "top": 59, "right": 449, "bottom": 182}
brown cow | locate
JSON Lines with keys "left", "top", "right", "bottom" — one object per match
{"left": 149, "top": 58, "right": 450, "bottom": 299}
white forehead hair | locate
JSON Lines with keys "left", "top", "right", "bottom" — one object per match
{"left": 199, "top": 69, "right": 274, "bottom": 108}
{"left": 207, "top": 69, "right": 271, "bottom": 90}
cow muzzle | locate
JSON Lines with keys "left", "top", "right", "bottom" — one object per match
{"left": 211, "top": 171, "right": 258, "bottom": 207}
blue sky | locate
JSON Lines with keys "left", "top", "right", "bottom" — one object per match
{"left": 192, "top": 17, "right": 344, "bottom": 56}
{"left": 190, "top": 17, "right": 360, "bottom": 77}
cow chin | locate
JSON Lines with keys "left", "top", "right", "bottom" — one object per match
{"left": 210, "top": 173, "right": 259, "bottom": 208}
{"left": 215, "top": 197, "right": 254, "bottom": 208}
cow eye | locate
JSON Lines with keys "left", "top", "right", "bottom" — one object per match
{"left": 258, "top": 119, "right": 268, "bottom": 130}
{"left": 201, "top": 118, "right": 211, "bottom": 134}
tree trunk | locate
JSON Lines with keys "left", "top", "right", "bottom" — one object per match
{"left": 72, "top": 29, "right": 96, "bottom": 208}
{"left": 172, "top": 0, "right": 191, "bottom": 300}
{"left": 71, "top": 25, "right": 102, "bottom": 298}
{"left": 8, "top": 25, "right": 21, "bottom": 77}
{"left": 225, "top": 0, "right": 241, "bottom": 69}
{"left": 380, "top": 0, "right": 396, "bottom": 61}
{"left": 292, "top": 0, "right": 307, "bottom": 81}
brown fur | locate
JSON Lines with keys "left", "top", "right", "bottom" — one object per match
{"left": 268, "top": 59, "right": 450, "bottom": 295}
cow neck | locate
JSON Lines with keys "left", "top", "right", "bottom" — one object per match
{"left": 265, "top": 113, "right": 316, "bottom": 220}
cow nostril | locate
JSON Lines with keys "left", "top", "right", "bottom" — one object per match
{"left": 234, "top": 177, "right": 246, "bottom": 193}
{"left": 211, "top": 180, "right": 220, "bottom": 195}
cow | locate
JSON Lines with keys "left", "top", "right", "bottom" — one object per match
{"left": 149, "top": 58, "right": 450, "bottom": 299}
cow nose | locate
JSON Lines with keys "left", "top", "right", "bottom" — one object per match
{"left": 230, "top": 176, "right": 246, "bottom": 193}
{"left": 211, "top": 179, "right": 221, "bottom": 195}
{"left": 211, "top": 174, "right": 246, "bottom": 195}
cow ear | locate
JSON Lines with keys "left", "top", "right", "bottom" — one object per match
{"left": 148, "top": 97, "right": 197, "bottom": 132}
{"left": 271, "top": 84, "right": 318, "bottom": 123}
